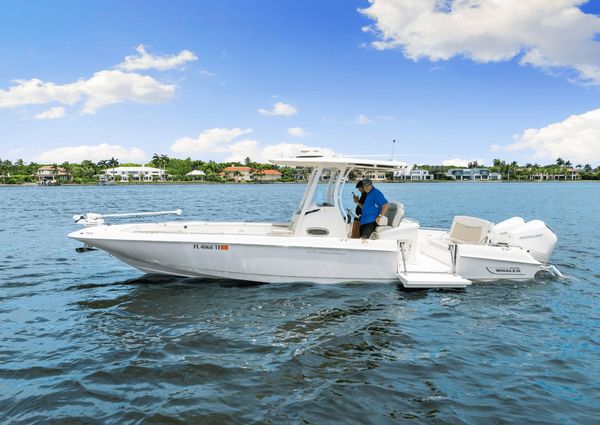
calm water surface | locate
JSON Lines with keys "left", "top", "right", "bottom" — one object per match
{"left": 1, "top": 183, "right": 599, "bottom": 424}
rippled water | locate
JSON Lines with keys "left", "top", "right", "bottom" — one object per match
{"left": 1, "top": 182, "right": 599, "bottom": 424}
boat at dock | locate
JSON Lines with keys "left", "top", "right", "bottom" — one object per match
{"left": 69, "top": 151, "right": 559, "bottom": 288}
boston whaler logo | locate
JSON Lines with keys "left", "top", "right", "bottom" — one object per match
{"left": 193, "top": 243, "right": 229, "bottom": 251}
{"left": 486, "top": 266, "right": 523, "bottom": 275}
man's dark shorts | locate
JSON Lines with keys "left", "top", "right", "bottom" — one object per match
{"left": 360, "top": 221, "right": 377, "bottom": 239}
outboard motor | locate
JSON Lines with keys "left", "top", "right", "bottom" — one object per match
{"left": 506, "top": 220, "right": 557, "bottom": 263}
{"left": 489, "top": 217, "right": 525, "bottom": 244}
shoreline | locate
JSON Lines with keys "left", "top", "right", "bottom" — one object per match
{"left": 1, "top": 179, "right": 595, "bottom": 187}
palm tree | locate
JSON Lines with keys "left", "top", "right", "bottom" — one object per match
{"left": 61, "top": 162, "right": 73, "bottom": 182}
{"left": 160, "top": 154, "right": 170, "bottom": 180}
{"left": 151, "top": 153, "right": 169, "bottom": 180}
{"left": 51, "top": 163, "right": 59, "bottom": 183}
{"left": 0, "top": 159, "right": 8, "bottom": 183}
{"left": 249, "top": 168, "right": 258, "bottom": 182}
{"left": 107, "top": 157, "right": 119, "bottom": 181}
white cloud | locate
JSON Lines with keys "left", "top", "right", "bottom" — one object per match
{"left": 442, "top": 158, "right": 486, "bottom": 167}
{"left": 170, "top": 127, "right": 334, "bottom": 163}
{"left": 0, "top": 70, "right": 176, "bottom": 114}
{"left": 199, "top": 69, "right": 217, "bottom": 77}
{"left": 258, "top": 102, "right": 298, "bottom": 116}
{"left": 360, "top": 0, "right": 600, "bottom": 85}
{"left": 491, "top": 108, "right": 600, "bottom": 164}
{"left": 356, "top": 114, "right": 373, "bottom": 125}
{"left": 225, "top": 140, "right": 262, "bottom": 162}
{"left": 0, "top": 46, "right": 195, "bottom": 116}
{"left": 287, "top": 127, "right": 306, "bottom": 137}
{"left": 170, "top": 128, "right": 253, "bottom": 154}
{"left": 79, "top": 70, "right": 176, "bottom": 114}
{"left": 0, "top": 78, "right": 81, "bottom": 108}
{"left": 117, "top": 44, "right": 198, "bottom": 71}
{"left": 36, "top": 143, "right": 146, "bottom": 163}
{"left": 35, "top": 106, "right": 66, "bottom": 120}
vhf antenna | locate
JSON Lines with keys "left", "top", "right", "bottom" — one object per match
{"left": 390, "top": 139, "right": 396, "bottom": 160}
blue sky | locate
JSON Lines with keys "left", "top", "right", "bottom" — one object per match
{"left": 1, "top": 0, "right": 599, "bottom": 166}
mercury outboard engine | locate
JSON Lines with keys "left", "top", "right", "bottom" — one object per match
{"left": 491, "top": 217, "right": 557, "bottom": 263}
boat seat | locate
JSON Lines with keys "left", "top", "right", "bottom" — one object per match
{"left": 448, "top": 215, "right": 494, "bottom": 244}
{"left": 374, "top": 202, "right": 404, "bottom": 233}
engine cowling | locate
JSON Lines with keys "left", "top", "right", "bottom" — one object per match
{"left": 489, "top": 217, "right": 525, "bottom": 244}
{"left": 507, "top": 220, "right": 557, "bottom": 263}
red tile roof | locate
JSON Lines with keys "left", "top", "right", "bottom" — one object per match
{"left": 257, "top": 169, "right": 282, "bottom": 175}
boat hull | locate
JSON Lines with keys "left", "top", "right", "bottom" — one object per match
{"left": 69, "top": 223, "right": 546, "bottom": 285}
{"left": 70, "top": 230, "right": 400, "bottom": 284}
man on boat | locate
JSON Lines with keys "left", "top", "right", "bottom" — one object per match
{"left": 352, "top": 180, "right": 368, "bottom": 238}
{"left": 358, "top": 178, "right": 389, "bottom": 239}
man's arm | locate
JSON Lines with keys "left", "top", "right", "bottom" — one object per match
{"left": 376, "top": 203, "right": 389, "bottom": 224}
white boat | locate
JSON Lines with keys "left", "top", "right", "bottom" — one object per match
{"left": 69, "top": 151, "right": 560, "bottom": 288}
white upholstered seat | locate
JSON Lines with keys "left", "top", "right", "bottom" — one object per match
{"left": 448, "top": 216, "right": 494, "bottom": 244}
{"left": 374, "top": 202, "right": 404, "bottom": 233}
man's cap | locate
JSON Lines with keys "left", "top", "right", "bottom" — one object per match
{"left": 355, "top": 181, "right": 364, "bottom": 188}
{"left": 361, "top": 178, "right": 373, "bottom": 186}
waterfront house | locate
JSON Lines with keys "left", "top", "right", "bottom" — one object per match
{"left": 393, "top": 169, "right": 410, "bottom": 180}
{"left": 37, "top": 165, "right": 72, "bottom": 184}
{"left": 446, "top": 168, "right": 491, "bottom": 180}
{"left": 410, "top": 169, "right": 432, "bottom": 180}
{"left": 255, "top": 169, "right": 282, "bottom": 182}
{"left": 100, "top": 166, "right": 166, "bottom": 182}
{"left": 359, "top": 170, "right": 388, "bottom": 182}
{"left": 221, "top": 166, "right": 252, "bottom": 182}
{"left": 529, "top": 169, "right": 580, "bottom": 181}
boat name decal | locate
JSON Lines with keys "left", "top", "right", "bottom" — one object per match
{"left": 193, "top": 243, "right": 229, "bottom": 251}
{"left": 486, "top": 266, "right": 522, "bottom": 274}
{"left": 519, "top": 234, "right": 543, "bottom": 240}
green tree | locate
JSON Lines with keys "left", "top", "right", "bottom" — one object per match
{"left": 61, "top": 161, "right": 73, "bottom": 181}
{"left": 106, "top": 157, "right": 119, "bottom": 181}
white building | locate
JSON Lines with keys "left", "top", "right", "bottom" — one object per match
{"left": 530, "top": 169, "right": 580, "bottom": 181}
{"left": 100, "top": 166, "right": 167, "bottom": 182}
{"left": 358, "top": 170, "right": 388, "bottom": 182}
{"left": 410, "top": 169, "right": 432, "bottom": 180}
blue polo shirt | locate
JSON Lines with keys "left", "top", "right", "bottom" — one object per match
{"left": 359, "top": 187, "right": 388, "bottom": 225}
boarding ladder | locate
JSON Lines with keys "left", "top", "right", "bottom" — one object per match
{"left": 396, "top": 241, "right": 471, "bottom": 289}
